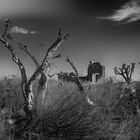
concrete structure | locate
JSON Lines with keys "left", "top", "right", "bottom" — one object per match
{"left": 87, "top": 61, "right": 105, "bottom": 83}
{"left": 57, "top": 61, "right": 105, "bottom": 84}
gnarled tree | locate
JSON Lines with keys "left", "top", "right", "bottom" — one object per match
{"left": 0, "top": 19, "right": 69, "bottom": 138}
{"left": 48, "top": 57, "right": 95, "bottom": 105}
{"left": 65, "top": 56, "right": 95, "bottom": 105}
{"left": 12, "top": 38, "right": 64, "bottom": 107}
{"left": 114, "top": 63, "right": 135, "bottom": 84}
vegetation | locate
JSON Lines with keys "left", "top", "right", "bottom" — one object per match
{"left": 114, "top": 63, "right": 135, "bottom": 84}
{"left": 0, "top": 77, "right": 140, "bottom": 139}
{"left": 0, "top": 19, "right": 140, "bottom": 139}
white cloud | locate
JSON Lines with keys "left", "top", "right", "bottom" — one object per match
{"left": 9, "top": 26, "right": 40, "bottom": 34}
{"left": 100, "top": 0, "right": 140, "bottom": 23}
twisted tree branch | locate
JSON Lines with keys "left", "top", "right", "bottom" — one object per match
{"left": 18, "top": 43, "right": 40, "bottom": 67}
{"left": 3, "top": 19, "right": 12, "bottom": 39}
{"left": 66, "top": 56, "right": 78, "bottom": 77}
{"left": 114, "top": 63, "right": 135, "bottom": 84}
{"left": 26, "top": 28, "right": 69, "bottom": 110}
{"left": 0, "top": 38, "right": 28, "bottom": 102}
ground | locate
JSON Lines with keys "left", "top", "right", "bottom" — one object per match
{"left": 0, "top": 77, "right": 140, "bottom": 140}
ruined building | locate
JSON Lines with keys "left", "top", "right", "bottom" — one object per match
{"left": 87, "top": 61, "right": 105, "bottom": 83}
{"left": 57, "top": 61, "right": 105, "bottom": 84}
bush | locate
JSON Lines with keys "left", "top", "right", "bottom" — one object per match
{"left": 0, "top": 77, "right": 140, "bottom": 139}
{"left": 31, "top": 81, "right": 102, "bottom": 139}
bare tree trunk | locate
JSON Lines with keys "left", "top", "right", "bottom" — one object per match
{"left": 23, "top": 28, "right": 68, "bottom": 111}
{"left": 9, "top": 27, "right": 68, "bottom": 110}
{"left": 0, "top": 19, "right": 69, "bottom": 138}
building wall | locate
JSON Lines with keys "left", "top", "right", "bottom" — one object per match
{"left": 88, "top": 61, "right": 105, "bottom": 83}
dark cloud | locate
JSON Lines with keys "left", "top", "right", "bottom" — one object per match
{"left": 69, "top": 0, "right": 129, "bottom": 16}
{"left": 0, "top": 0, "right": 130, "bottom": 18}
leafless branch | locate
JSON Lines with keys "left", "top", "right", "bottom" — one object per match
{"left": 17, "top": 42, "right": 40, "bottom": 67}
{"left": 65, "top": 57, "right": 94, "bottom": 105}
{"left": 114, "top": 63, "right": 135, "bottom": 84}
{"left": 29, "top": 28, "right": 69, "bottom": 84}
{"left": 3, "top": 19, "right": 12, "bottom": 39}
{"left": 0, "top": 38, "right": 27, "bottom": 103}
{"left": 43, "top": 28, "right": 69, "bottom": 61}
{"left": 26, "top": 28, "right": 69, "bottom": 110}
{"left": 130, "top": 63, "right": 135, "bottom": 79}
{"left": 52, "top": 49, "right": 65, "bottom": 59}
{"left": 0, "top": 20, "right": 71, "bottom": 135}
{"left": 66, "top": 56, "right": 78, "bottom": 77}
{"left": 65, "top": 56, "right": 84, "bottom": 91}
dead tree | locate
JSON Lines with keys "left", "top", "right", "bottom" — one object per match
{"left": 51, "top": 57, "right": 94, "bottom": 105}
{"left": 16, "top": 42, "right": 64, "bottom": 107}
{"left": 0, "top": 19, "right": 69, "bottom": 137}
{"left": 65, "top": 57, "right": 95, "bottom": 105}
{"left": 114, "top": 63, "right": 135, "bottom": 84}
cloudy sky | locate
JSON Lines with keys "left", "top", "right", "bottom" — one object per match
{"left": 0, "top": 0, "right": 140, "bottom": 81}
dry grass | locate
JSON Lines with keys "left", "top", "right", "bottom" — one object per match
{"left": 0, "top": 77, "right": 140, "bottom": 139}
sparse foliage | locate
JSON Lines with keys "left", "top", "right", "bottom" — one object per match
{"left": 114, "top": 63, "right": 135, "bottom": 84}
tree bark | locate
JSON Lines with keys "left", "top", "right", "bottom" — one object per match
{"left": 0, "top": 20, "right": 69, "bottom": 138}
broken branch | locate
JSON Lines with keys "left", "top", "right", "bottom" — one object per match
{"left": 17, "top": 42, "right": 40, "bottom": 67}
{"left": 3, "top": 19, "right": 12, "bottom": 39}
{"left": 66, "top": 56, "right": 78, "bottom": 77}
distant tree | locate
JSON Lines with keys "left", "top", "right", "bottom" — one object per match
{"left": 114, "top": 63, "right": 135, "bottom": 84}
